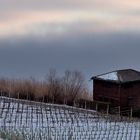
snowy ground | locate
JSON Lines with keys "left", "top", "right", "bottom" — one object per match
{"left": 0, "top": 96, "right": 140, "bottom": 140}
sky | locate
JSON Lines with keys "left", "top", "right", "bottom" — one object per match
{"left": 0, "top": 0, "right": 140, "bottom": 87}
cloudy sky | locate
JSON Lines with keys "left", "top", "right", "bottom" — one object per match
{"left": 0, "top": 0, "right": 140, "bottom": 85}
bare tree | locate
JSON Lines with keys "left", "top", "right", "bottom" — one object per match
{"left": 62, "top": 70, "right": 86, "bottom": 106}
{"left": 0, "top": 69, "right": 90, "bottom": 107}
{"left": 46, "top": 69, "right": 62, "bottom": 103}
{"left": 35, "top": 81, "right": 48, "bottom": 102}
{"left": 0, "top": 78, "right": 9, "bottom": 96}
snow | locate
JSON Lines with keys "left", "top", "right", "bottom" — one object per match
{"left": 0, "top": 96, "right": 140, "bottom": 140}
{"left": 98, "top": 72, "right": 118, "bottom": 81}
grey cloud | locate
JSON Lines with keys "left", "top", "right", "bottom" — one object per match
{"left": 0, "top": 0, "right": 90, "bottom": 11}
{"left": 0, "top": 32, "right": 140, "bottom": 82}
{"left": 0, "top": 0, "right": 140, "bottom": 16}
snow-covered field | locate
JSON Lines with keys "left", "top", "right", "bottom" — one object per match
{"left": 0, "top": 96, "right": 140, "bottom": 140}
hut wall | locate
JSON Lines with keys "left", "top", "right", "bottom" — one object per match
{"left": 93, "top": 79, "right": 120, "bottom": 106}
{"left": 93, "top": 79, "right": 140, "bottom": 108}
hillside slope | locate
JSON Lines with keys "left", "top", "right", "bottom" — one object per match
{"left": 0, "top": 96, "right": 140, "bottom": 140}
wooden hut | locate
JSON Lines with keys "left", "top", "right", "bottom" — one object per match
{"left": 91, "top": 69, "right": 140, "bottom": 109}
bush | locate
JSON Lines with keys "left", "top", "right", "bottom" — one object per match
{"left": 0, "top": 69, "right": 90, "bottom": 106}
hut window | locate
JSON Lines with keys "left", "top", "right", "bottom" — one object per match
{"left": 123, "top": 83, "right": 133, "bottom": 88}
{"left": 104, "top": 97, "right": 109, "bottom": 102}
{"left": 102, "top": 82, "right": 111, "bottom": 88}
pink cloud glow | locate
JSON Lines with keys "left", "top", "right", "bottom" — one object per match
{"left": 0, "top": 0, "right": 140, "bottom": 37}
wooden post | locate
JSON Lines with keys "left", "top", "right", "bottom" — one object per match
{"left": 18, "top": 92, "right": 19, "bottom": 99}
{"left": 96, "top": 103, "right": 98, "bottom": 111}
{"left": 106, "top": 104, "right": 109, "bottom": 115}
{"left": 130, "top": 107, "right": 133, "bottom": 118}
{"left": 85, "top": 101, "right": 87, "bottom": 109}
{"left": 118, "top": 106, "right": 121, "bottom": 116}
{"left": 74, "top": 100, "right": 76, "bottom": 107}
{"left": 118, "top": 84, "right": 121, "bottom": 107}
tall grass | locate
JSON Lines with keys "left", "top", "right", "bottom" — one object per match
{"left": 0, "top": 70, "right": 90, "bottom": 106}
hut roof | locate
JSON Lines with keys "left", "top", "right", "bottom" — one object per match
{"left": 92, "top": 69, "right": 140, "bottom": 83}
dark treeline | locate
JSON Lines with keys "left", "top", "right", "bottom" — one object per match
{"left": 0, "top": 69, "right": 91, "bottom": 106}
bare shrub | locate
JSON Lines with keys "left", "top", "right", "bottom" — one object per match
{"left": 46, "top": 69, "right": 63, "bottom": 103}
{"left": 34, "top": 81, "right": 48, "bottom": 102}
{"left": 0, "top": 69, "right": 90, "bottom": 107}
{"left": 61, "top": 70, "right": 86, "bottom": 106}
{"left": 0, "top": 78, "right": 10, "bottom": 96}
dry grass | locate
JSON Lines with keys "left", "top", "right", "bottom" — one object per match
{"left": 0, "top": 70, "right": 90, "bottom": 106}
